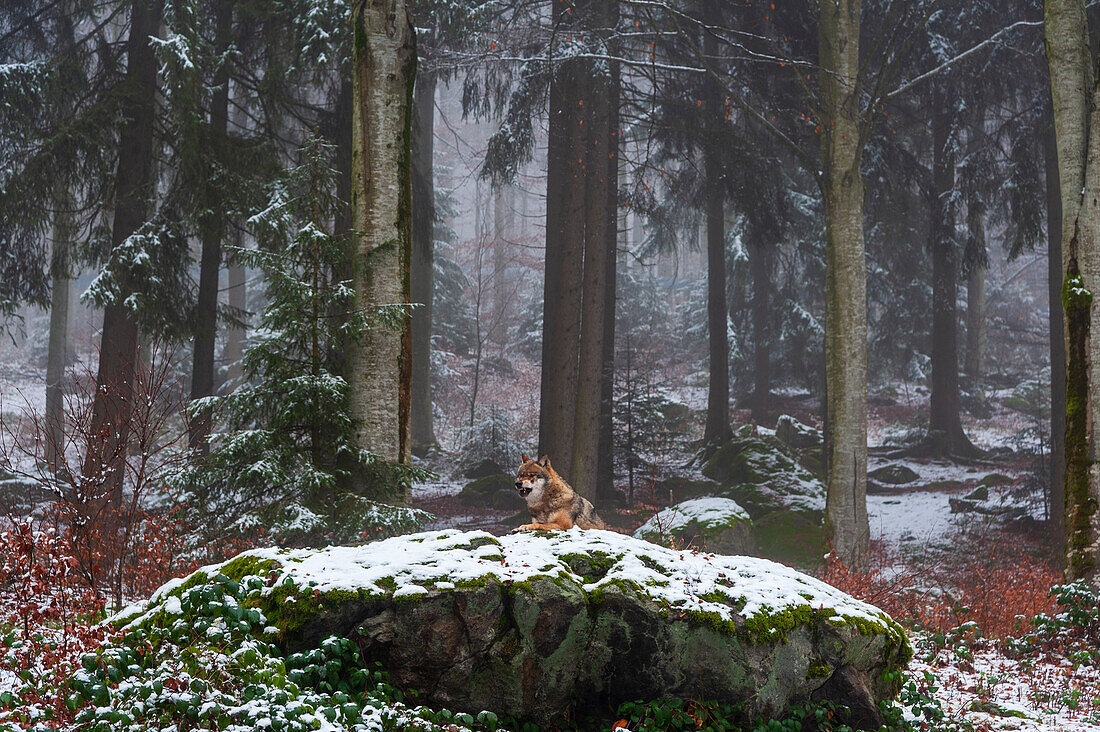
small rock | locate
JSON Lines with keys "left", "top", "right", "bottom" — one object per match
{"left": 868, "top": 464, "right": 920, "bottom": 485}
{"left": 963, "top": 485, "right": 988, "bottom": 501}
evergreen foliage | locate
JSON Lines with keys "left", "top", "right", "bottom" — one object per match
{"left": 176, "top": 138, "right": 428, "bottom": 546}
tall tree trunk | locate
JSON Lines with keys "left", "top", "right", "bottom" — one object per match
{"left": 1046, "top": 0, "right": 1100, "bottom": 583}
{"left": 538, "top": 0, "right": 585, "bottom": 474}
{"left": 570, "top": 53, "right": 612, "bottom": 500}
{"left": 82, "top": 0, "right": 162, "bottom": 501}
{"left": 703, "top": 150, "right": 730, "bottom": 446}
{"left": 964, "top": 206, "right": 986, "bottom": 380}
{"left": 491, "top": 183, "right": 512, "bottom": 349}
{"left": 596, "top": 35, "right": 620, "bottom": 504}
{"left": 224, "top": 251, "right": 246, "bottom": 386}
{"left": 347, "top": 0, "right": 416, "bottom": 482}
{"left": 819, "top": 0, "right": 869, "bottom": 566}
{"left": 702, "top": 30, "right": 730, "bottom": 447}
{"left": 1047, "top": 122, "right": 1066, "bottom": 548}
{"left": 749, "top": 238, "right": 772, "bottom": 426}
{"left": 189, "top": 0, "right": 233, "bottom": 450}
{"left": 410, "top": 70, "right": 437, "bottom": 455}
{"left": 46, "top": 193, "right": 74, "bottom": 473}
{"left": 928, "top": 89, "right": 979, "bottom": 458}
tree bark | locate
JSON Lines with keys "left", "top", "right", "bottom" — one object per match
{"left": 538, "top": 0, "right": 585, "bottom": 475}
{"left": 189, "top": 0, "right": 233, "bottom": 450}
{"left": 928, "top": 88, "right": 979, "bottom": 458}
{"left": 570, "top": 50, "right": 613, "bottom": 500}
{"left": 964, "top": 206, "right": 986, "bottom": 380}
{"left": 1047, "top": 122, "right": 1066, "bottom": 548}
{"left": 749, "top": 237, "right": 772, "bottom": 426}
{"left": 596, "top": 31, "right": 620, "bottom": 504}
{"left": 46, "top": 193, "right": 73, "bottom": 473}
{"left": 410, "top": 70, "right": 437, "bottom": 455}
{"left": 1046, "top": 0, "right": 1100, "bottom": 583}
{"left": 702, "top": 30, "right": 730, "bottom": 448}
{"left": 819, "top": 0, "right": 869, "bottom": 567}
{"left": 347, "top": 0, "right": 416, "bottom": 479}
{"left": 83, "top": 0, "right": 162, "bottom": 501}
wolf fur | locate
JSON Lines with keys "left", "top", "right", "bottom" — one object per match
{"left": 512, "top": 453, "right": 607, "bottom": 531}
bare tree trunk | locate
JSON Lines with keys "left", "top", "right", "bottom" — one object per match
{"left": 570, "top": 55, "right": 612, "bottom": 500}
{"left": 749, "top": 238, "right": 772, "bottom": 426}
{"left": 46, "top": 193, "right": 73, "bottom": 473}
{"left": 1046, "top": 0, "right": 1099, "bottom": 583}
{"left": 411, "top": 70, "right": 437, "bottom": 455}
{"left": 819, "top": 0, "right": 869, "bottom": 567}
{"left": 596, "top": 35, "right": 620, "bottom": 504}
{"left": 928, "top": 89, "right": 979, "bottom": 458}
{"left": 964, "top": 207, "right": 986, "bottom": 380}
{"left": 83, "top": 0, "right": 162, "bottom": 501}
{"left": 491, "top": 183, "right": 512, "bottom": 349}
{"left": 702, "top": 30, "right": 730, "bottom": 448}
{"left": 538, "top": 0, "right": 585, "bottom": 474}
{"left": 347, "top": 0, "right": 416, "bottom": 481}
{"left": 1047, "top": 122, "right": 1066, "bottom": 551}
{"left": 703, "top": 153, "right": 730, "bottom": 447}
{"left": 189, "top": 0, "right": 233, "bottom": 450}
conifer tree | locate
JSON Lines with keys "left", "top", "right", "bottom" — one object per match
{"left": 178, "top": 138, "right": 425, "bottom": 545}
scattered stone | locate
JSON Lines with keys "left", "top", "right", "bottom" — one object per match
{"left": 702, "top": 428, "right": 825, "bottom": 517}
{"left": 978, "top": 473, "right": 1013, "bottom": 487}
{"left": 634, "top": 497, "right": 755, "bottom": 555}
{"left": 868, "top": 464, "right": 920, "bottom": 485}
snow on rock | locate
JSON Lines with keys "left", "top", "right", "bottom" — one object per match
{"left": 116, "top": 529, "right": 911, "bottom": 728}
{"left": 633, "top": 497, "right": 754, "bottom": 555}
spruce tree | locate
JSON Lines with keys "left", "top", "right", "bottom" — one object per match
{"left": 178, "top": 138, "right": 427, "bottom": 546}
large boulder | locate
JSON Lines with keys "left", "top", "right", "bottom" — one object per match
{"left": 702, "top": 427, "right": 825, "bottom": 517}
{"left": 457, "top": 473, "right": 525, "bottom": 510}
{"left": 634, "top": 497, "right": 755, "bottom": 555}
{"left": 774, "top": 414, "right": 823, "bottom": 451}
{"left": 118, "top": 530, "right": 910, "bottom": 729}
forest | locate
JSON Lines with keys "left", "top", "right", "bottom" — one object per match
{"left": 1, "top": 0, "right": 1099, "bottom": 730}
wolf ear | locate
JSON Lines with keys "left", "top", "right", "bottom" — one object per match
{"left": 537, "top": 454, "right": 551, "bottom": 468}
{"left": 521, "top": 453, "right": 531, "bottom": 463}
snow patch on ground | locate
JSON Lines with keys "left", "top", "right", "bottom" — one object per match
{"left": 907, "top": 640, "right": 1100, "bottom": 731}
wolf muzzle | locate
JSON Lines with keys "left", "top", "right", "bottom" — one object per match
{"left": 515, "top": 481, "right": 531, "bottom": 496}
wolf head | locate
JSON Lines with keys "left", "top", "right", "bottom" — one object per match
{"left": 515, "top": 453, "right": 552, "bottom": 497}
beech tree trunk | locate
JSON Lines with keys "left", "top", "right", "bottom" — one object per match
{"left": 538, "top": 0, "right": 585, "bottom": 475}
{"left": 1046, "top": 0, "right": 1100, "bottom": 583}
{"left": 224, "top": 254, "right": 246, "bottom": 386}
{"left": 347, "top": 0, "right": 416, "bottom": 479}
{"left": 189, "top": 0, "right": 233, "bottom": 450}
{"left": 928, "top": 89, "right": 979, "bottom": 458}
{"left": 964, "top": 206, "right": 986, "bottom": 381}
{"left": 819, "top": 0, "right": 869, "bottom": 567}
{"left": 1047, "top": 123, "right": 1066, "bottom": 547}
{"left": 83, "top": 0, "right": 162, "bottom": 501}
{"left": 411, "top": 70, "right": 437, "bottom": 455}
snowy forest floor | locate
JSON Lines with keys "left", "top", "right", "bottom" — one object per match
{"left": 1, "top": 351, "right": 1098, "bottom": 731}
